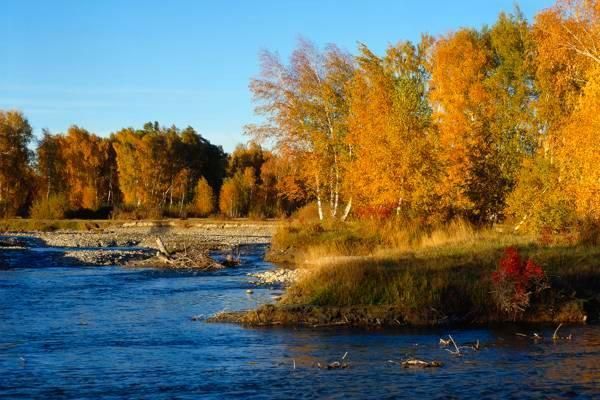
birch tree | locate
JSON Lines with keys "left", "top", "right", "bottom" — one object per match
{"left": 246, "top": 39, "right": 354, "bottom": 221}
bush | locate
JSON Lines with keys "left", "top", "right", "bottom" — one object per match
{"left": 29, "top": 194, "right": 69, "bottom": 219}
{"left": 291, "top": 202, "right": 322, "bottom": 224}
{"left": 491, "top": 247, "right": 549, "bottom": 318}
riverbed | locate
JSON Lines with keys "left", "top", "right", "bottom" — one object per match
{"left": 0, "top": 242, "right": 598, "bottom": 399}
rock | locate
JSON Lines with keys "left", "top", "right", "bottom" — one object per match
{"left": 248, "top": 269, "right": 300, "bottom": 286}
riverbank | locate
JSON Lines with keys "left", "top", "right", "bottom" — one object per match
{"left": 1, "top": 219, "right": 277, "bottom": 269}
{"left": 212, "top": 220, "right": 600, "bottom": 327}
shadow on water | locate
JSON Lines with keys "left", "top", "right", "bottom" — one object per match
{"left": 0, "top": 239, "right": 598, "bottom": 399}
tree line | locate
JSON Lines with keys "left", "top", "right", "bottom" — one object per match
{"left": 246, "top": 0, "right": 600, "bottom": 233}
{"left": 1, "top": 0, "right": 599, "bottom": 232}
{"left": 0, "top": 116, "right": 298, "bottom": 219}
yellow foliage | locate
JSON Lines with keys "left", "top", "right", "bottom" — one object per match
{"left": 194, "top": 177, "right": 215, "bottom": 217}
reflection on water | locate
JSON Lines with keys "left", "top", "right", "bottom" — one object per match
{"left": 0, "top": 244, "right": 598, "bottom": 399}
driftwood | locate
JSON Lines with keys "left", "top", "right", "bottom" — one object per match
{"left": 401, "top": 359, "right": 443, "bottom": 368}
{"left": 460, "top": 340, "right": 480, "bottom": 351}
{"left": 552, "top": 323, "right": 572, "bottom": 340}
{"left": 322, "top": 352, "right": 350, "bottom": 370}
{"left": 516, "top": 324, "right": 572, "bottom": 342}
{"left": 446, "top": 334, "right": 461, "bottom": 355}
{"left": 156, "top": 237, "right": 171, "bottom": 257}
{"left": 441, "top": 335, "right": 480, "bottom": 353}
{"left": 516, "top": 332, "right": 544, "bottom": 340}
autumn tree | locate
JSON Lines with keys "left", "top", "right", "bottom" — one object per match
{"left": 509, "top": 0, "right": 600, "bottom": 231}
{"left": 430, "top": 29, "right": 495, "bottom": 221}
{"left": 0, "top": 110, "right": 33, "bottom": 216}
{"left": 347, "top": 38, "right": 437, "bottom": 220}
{"left": 258, "top": 153, "right": 304, "bottom": 217}
{"left": 194, "top": 176, "right": 215, "bottom": 217}
{"left": 219, "top": 177, "right": 243, "bottom": 218}
{"left": 557, "top": 65, "right": 600, "bottom": 219}
{"left": 36, "top": 129, "right": 67, "bottom": 201}
{"left": 60, "top": 126, "right": 114, "bottom": 210}
{"left": 247, "top": 39, "right": 355, "bottom": 220}
{"left": 430, "top": 9, "right": 537, "bottom": 223}
{"left": 112, "top": 122, "right": 226, "bottom": 216}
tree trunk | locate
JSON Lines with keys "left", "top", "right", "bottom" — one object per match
{"left": 341, "top": 197, "right": 352, "bottom": 221}
{"left": 396, "top": 198, "right": 403, "bottom": 217}
{"left": 316, "top": 174, "right": 324, "bottom": 221}
{"left": 331, "top": 151, "right": 340, "bottom": 218}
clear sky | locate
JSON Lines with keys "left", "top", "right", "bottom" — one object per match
{"left": 2, "top": 0, "right": 553, "bottom": 152}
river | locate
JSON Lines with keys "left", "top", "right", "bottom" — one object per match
{"left": 1, "top": 242, "right": 598, "bottom": 399}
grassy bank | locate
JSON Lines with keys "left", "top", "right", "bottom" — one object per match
{"left": 216, "top": 220, "right": 599, "bottom": 327}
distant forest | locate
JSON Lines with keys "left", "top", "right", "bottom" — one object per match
{"left": 1, "top": 0, "right": 599, "bottom": 233}
{"left": 0, "top": 116, "right": 298, "bottom": 219}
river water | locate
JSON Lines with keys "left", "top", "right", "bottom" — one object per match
{"left": 0, "top": 242, "right": 598, "bottom": 399}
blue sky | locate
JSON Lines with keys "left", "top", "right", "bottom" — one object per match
{"left": 2, "top": 0, "right": 553, "bottom": 152}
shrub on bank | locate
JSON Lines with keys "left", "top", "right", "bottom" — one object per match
{"left": 491, "top": 247, "right": 549, "bottom": 319}
{"left": 29, "top": 194, "right": 69, "bottom": 219}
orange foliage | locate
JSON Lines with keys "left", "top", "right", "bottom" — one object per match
{"left": 430, "top": 29, "right": 493, "bottom": 217}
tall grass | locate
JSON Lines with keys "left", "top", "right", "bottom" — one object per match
{"left": 270, "top": 218, "right": 533, "bottom": 264}
{"left": 269, "top": 218, "right": 599, "bottom": 322}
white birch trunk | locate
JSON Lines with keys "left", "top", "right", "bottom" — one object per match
{"left": 332, "top": 150, "right": 340, "bottom": 218}
{"left": 341, "top": 197, "right": 352, "bottom": 221}
{"left": 316, "top": 174, "right": 324, "bottom": 221}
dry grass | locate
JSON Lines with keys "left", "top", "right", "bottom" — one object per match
{"left": 268, "top": 219, "right": 599, "bottom": 323}
{"left": 270, "top": 218, "right": 534, "bottom": 264}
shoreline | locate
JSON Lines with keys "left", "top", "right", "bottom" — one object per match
{"left": 208, "top": 302, "right": 591, "bottom": 329}
{"left": 3, "top": 219, "right": 598, "bottom": 328}
{"left": 1, "top": 220, "right": 276, "bottom": 269}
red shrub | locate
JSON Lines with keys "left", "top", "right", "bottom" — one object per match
{"left": 491, "top": 247, "right": 548, "bottom": 318}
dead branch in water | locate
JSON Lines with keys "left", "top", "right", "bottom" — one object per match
{"left": 445, "top": 334, "right": 461, "bottom": 355}
{"left": 552, "top": 323, "right": 573, "bottom": 340}
{"left": 325, "top": 352, "right": 350, "bottom": 370}
{"left": 552, "top": 323, "right": 563, "bottom": 340}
